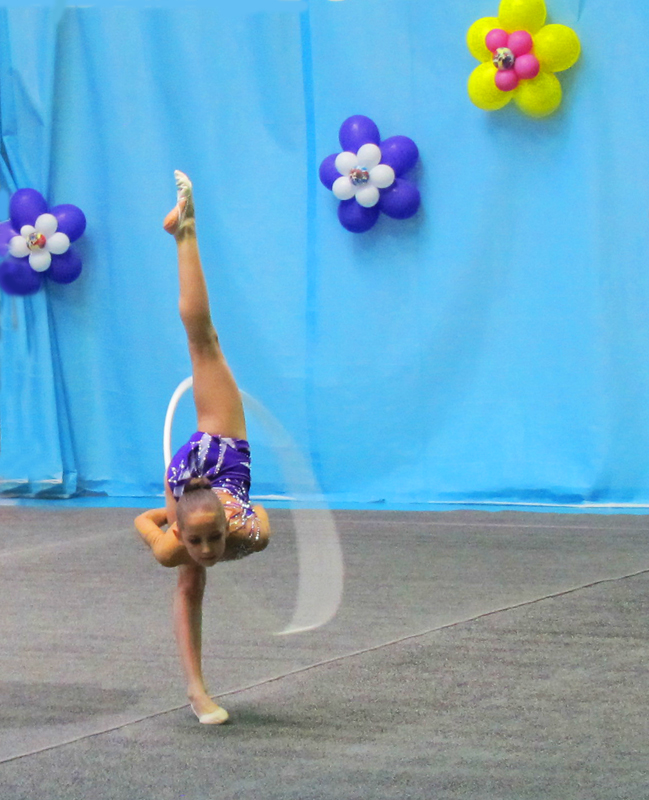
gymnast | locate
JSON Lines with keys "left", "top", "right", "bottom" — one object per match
{"left": 134, "top": 171, "right": 271, "bottom": 725}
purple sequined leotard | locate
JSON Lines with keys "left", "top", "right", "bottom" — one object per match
{"left": 166, "top": 431, "right": 262, "bottom": 557}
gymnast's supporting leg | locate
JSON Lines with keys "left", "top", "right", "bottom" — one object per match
{"left": 172, "top": 563, "right": 224, "bottom": 721}
{"left": 164, "top": 172, "right": 240, "bottom": 724}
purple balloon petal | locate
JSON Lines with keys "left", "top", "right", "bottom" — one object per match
{"left": 47, "top": 249, "right": 83, "bottom": 284}
{"left": 378, "top": 179, "right": 421, "bottom": 220}
{"left": 0, "top": 220, "right": 18, "bottom": 257}
{"left": 0, "top": 256, "right": 43, "bottom": 295}
{"left": 379, "top": 136, "right": 419, "bottom": 177}
{"left": 319, "top": 153, "right": 341, "bottom": 190}
{"left": 339, "top": 115, "right": 381, "bottom": 153}
{"left": 10, "top": 189, "right": 48, "bottom": 230}
{"left": 338, "top": 199, "right": 380, "bottom": 233}
{"left": 50, "top": 204, "right": 87, "bottom": 242}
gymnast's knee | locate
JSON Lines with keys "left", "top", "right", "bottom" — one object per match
{"left": 179, "top": 304, "right": 218, "bottom": 345}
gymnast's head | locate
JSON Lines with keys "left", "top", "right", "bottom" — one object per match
{"left": 176, "top": 477, "right": 228, "bottom": 566}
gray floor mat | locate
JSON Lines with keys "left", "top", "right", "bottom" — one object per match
{"left": 0, "top": 507, "right": 647, "bottom": 798}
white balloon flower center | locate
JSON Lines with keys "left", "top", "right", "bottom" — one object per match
{"left": 26, "top": 231, "right": 47, "bottom": 251}
{"left": 349, "top": 167, "right": 370, "bottom": 186}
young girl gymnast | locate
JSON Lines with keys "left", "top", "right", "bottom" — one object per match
{"left": 134, "top": 171, "right": 271, "bottom": 725}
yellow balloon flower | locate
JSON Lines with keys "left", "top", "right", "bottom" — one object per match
{"left": 466, "top": 0, "right": 580, "bottom": 117}
{"left": 467, "top": 16, "right": 501, "bottom": 62}
{"left": 499, "top": 0, "right": 546, "bottom": 35}
{"left": 534, "top": 24, "right": 581, "bottom": 72}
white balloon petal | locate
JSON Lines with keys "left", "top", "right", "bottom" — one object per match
{"left": 20, "top": 225, "right": 35, "bottom": 237}
{"left": 355, "top": 185, "right": 380, "bottom": 208}
{"left": 334, "top": 151, "right": 357, "bottom": 175}
{"left": 369, "top": 164, "right": 395, "bottom": 189}
{"left": 356, "top": 143, "right": 381, "bottom": 170}
{"left": 35, "top": 213, "right": 58, "bottom": 238}
{"left": 332, "top": 176, "right": 356, "bottom": 201}
{"left": 8, "top": 235, "right": 29, "bottom": 258}
{"left": 46, "top": 232, "right": 70, "bottom": 255}
{"left": 29, "top": 250, "right": 52, "bottom": 272}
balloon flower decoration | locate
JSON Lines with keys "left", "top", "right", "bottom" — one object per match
{"left": 467, "top": 0, "right": 580, "bottom": 117}
{"left": 0, "top": 188, "right": 86, "bottom": 296}
{"left": 319, "top": 115, "right": 420, "bottom": 233}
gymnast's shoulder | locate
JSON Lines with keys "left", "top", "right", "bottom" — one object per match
{"left": 134, "top": 507, "right": 191, "bottom": 568}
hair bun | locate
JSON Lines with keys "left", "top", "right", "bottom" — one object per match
{"left": 182, "top": 476, "right": 213, "bottom": 495}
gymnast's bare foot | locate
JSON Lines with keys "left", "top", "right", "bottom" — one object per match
{"left": 190, "top": 694, "right": 229, "bottom": 725}
{"left": 163, "top": 170, "right": 195, "bottom": 238}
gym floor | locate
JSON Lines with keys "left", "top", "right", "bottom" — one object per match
{"left": 0, "top": 506, "right": 647, "bottom": 799}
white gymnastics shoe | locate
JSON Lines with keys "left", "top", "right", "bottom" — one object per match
{"left": 191, "top": 703, "right": 229, "bottom": 725}
{"left": 173, "top": 170, "right": 193, "bottom": 225}
{"left": 163, "top": 170, "right": 195, "bottom": 234}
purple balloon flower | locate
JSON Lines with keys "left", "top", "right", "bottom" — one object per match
{"left": 319, "top": 115, "right": 420, "bottom": 233}
{"left": 0, "top": 188, "right": 86, "bottom": 296}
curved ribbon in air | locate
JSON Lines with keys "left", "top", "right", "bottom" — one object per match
{"left": 163, "top": 377, "right": 344, "bottom": 635}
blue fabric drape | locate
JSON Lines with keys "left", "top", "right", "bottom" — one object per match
{"left": 0, "top": 6, "right": 76, "bottom": 497}
{"left": 1, "top": 1, "right": 649, "bottom": 506}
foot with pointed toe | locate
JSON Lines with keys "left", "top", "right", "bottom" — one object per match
{"left": 190, "top": 696, "right": 229, "bottom": 725}
{"left": 163, "top": 170, "right": 195, "bottom": 237}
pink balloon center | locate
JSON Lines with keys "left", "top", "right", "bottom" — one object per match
{"left": 507, "top": 30, "right": 533, "bottom": 57}
{"left": 495, "top": 69, "right": 519, "bottom": 92}
{"left": 486, "top": 27, "right": 539, "bottom": 92}
{"left": 485, "top": 28, "right": 509, "bottom": 52}
{"left": 514, "top": 53, "right": 540, "bottom": 80}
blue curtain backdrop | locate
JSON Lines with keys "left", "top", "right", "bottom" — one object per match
{"left": 0, "top": 4, "right": 77, "bottom": 497}
{"left": 1, "top": 0, "right": 649, "bottom": 506}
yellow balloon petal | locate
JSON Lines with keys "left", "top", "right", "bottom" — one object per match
{"left": 468, "top": 62, "right": 513, "bottom": 111}
{"left": 467, "top": 16, "right": 501, "bottom": 61}
{"left": 498, "top": 0, "right": 546, "bottom": 34}
{"left": 514, "top": 71, "right": 562, "bottom": 117}
{"left": 534, "top": 24, "right": 581, "bottom": 72}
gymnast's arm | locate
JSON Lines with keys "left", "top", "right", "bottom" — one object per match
{"left": 134, "top": 508, "right": 191, "bottom": 568}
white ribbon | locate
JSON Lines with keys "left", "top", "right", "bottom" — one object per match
{"left": 163, "top": 377, "right": 344, "bottom": 635}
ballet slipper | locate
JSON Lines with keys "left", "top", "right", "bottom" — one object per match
{"left": 173, "top": 170, "right": 193, "bottom": 224}
{"left": 191, "top": 702, "right": 229, "bottom": 725}
{"left": 163, "top": 170, "right": 195, "bottom": 235}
